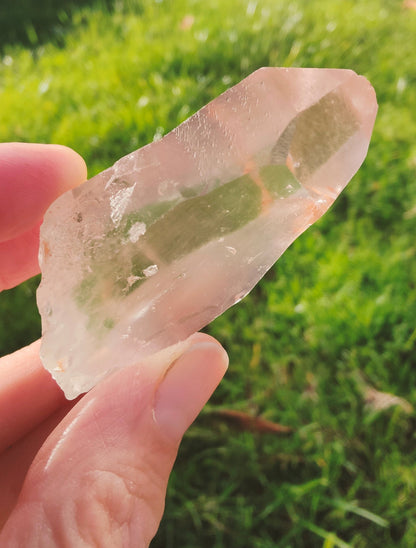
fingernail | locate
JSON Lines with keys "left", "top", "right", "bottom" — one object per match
{"left": 154, "top": 341, "right": 228, "bottom": 441}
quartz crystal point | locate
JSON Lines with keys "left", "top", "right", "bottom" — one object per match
{"left": 37, "top": 67, "right": 377, "bottom": 399}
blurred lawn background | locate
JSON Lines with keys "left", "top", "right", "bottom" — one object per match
{"left": 1, "top": 0, "right": 416, "bottom": 545}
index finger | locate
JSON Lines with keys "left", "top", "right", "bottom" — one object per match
{"left": 0, "top": 143, "right": 87, "bottom": 243}
{"left": 0, "top": 143, "right": 87, "bottom": 289}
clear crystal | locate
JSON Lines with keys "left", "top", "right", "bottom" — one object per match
{"left": 37, "top": 67, "right": 377, "bottom": 399}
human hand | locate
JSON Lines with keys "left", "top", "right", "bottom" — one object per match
{"left": 0, "top": 143, "right": 228, "bottom": 546}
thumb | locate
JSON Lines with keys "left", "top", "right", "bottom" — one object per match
{"left": 0, "top": 334, "right": 228, "bottom": 547}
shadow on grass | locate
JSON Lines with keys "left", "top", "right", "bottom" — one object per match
{"left": 0, "top": 0, "right": 115, "bottom": 51}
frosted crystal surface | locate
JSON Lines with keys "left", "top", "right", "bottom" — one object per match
{"left": 37, "top": 67, "right": 377, "bottom": 399}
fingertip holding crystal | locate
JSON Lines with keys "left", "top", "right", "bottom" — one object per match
{"left": 37, "top": 67, "right": 377, "bottom": 399}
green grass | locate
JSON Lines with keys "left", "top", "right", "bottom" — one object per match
{"left": 1, "top": 0, "right": 416, "bottom": 545}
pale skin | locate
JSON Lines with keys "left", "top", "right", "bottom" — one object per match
{"left": 0, "top": 143, "right": 228, "bottom": 547}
